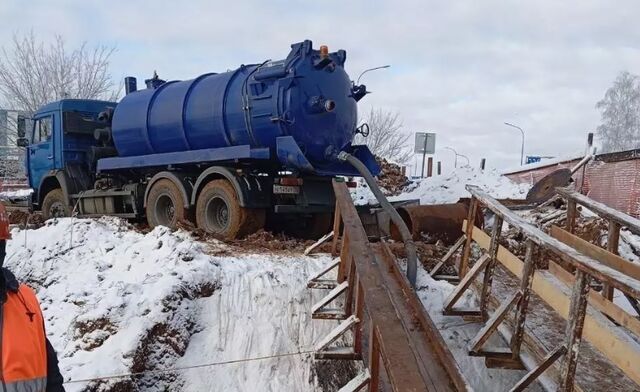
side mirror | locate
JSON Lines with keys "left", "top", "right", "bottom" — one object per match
{"left": 17, "top": 137, "right": 29, "bottom": 147}
{"left": 17, "top": 115, "right": 26, "bottom": 138}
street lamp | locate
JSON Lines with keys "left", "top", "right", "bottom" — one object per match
{"left": 444, "top": 146, "right": 459, "bottom": 168}
{"left": 504, "top": 122, "right": 525, "bottom": 165}
{"left": 356, "top": 65, "right": 391, "bottom": 85}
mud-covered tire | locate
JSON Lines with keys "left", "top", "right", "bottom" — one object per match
{"left": 42, "top": 189, "right": 70, "bottom": 219}
{"left": 146, "top": 179, "right": 187, "bottom": 229}
{"left": 304, "top": 212, "right": 333, "bottom": 240}
{"left": 195, "top": 179, "right": 264, "bottom": 240}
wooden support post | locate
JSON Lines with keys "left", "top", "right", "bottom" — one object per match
{"left": 354, "top": 279, "right": 364, "bottom": 354}
{"left": 331, "top": 204, "right": 342, "bottom": 256}
{"left": 559, "top": 270, "right": 591, "bottom": 392}
{"left": 368, "top": 328, "right": 380, "bottom": 392}
{"left": 459, "top": 198, "right": 478, "bottom": 278}
{"left": 566, "top": 199, "right": 577, "bottom": 234}
{"left": 509, "top": 346, "right": 566, "bottom": 392}
{"left": 427, "top": 157, "right": 433, "bottom": 177}
{"left": 469, "top": 291, "right": 522, "bottom": 355}
{"left": 510, "top": 240, "right": 536, "bottom": 358}
{"left": 443, "top": 254, "right": 491, "bottom": 315}
{"left": 603, "top": 220, "right": 621, "bottom": 300}
{"left": 337, "top": 232, "right": 349, "bottom": 283}
{"left": 430, "top": 235, "right": 465, "bottom": 276}
{"left": 344, "top": 260, "right": 356, "bottom": 317}
{"left": 480, "top": 216, "right": 504, "bottom": 320}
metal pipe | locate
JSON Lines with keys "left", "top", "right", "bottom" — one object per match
{"left": 337, "top": 151, "right": 419, "bottom": 287}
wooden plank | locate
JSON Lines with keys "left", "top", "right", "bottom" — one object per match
{"left": 311, "top": 281, "right": 348, "bottom": 314}
{"left": 469, "top": 291, "right": 521, "bottom": 354}
{"left": 559, "top": 270, "right": 591, "bottom": 392}
{"left": 459, "top": 197, "right": 478, "bottom": 278}
{"left": 354, "top": 278, "right": 364, "bottom": 354}
{"left": 315, "top": 349, "right": 362, "bottom": 361}
{"left": 510, "top": 240, "right": 536, "bottom": 358}
{"left": 430, "top": 235, "right": 466, "bottom": 276}
{"left": 315, "top": 314, "right": 359, "bottom": 352}
{"left": 466, "top": 185, "right": 640, "bottom": 298}
{"left": 304, "top": 230, "right": 333, "bottom": 255}
{"left": 337, "top": 231, "right": 349, "bottom": 283}
{"left": 510, "top": 346, "right": 566, "bottom": 392}
{"left": 480, "top": 216, "right": 503, "bottom": 320}
{"left": 566, "top": 199, "right": 577, "bottom": 233}
{"left": 331, "top": 204, "right": 341, "bottom": 256}
{"left": 376, "top": 243, "right": 469, "bottom": 391}
{"left": 308, "top": 257, "right": 340, "bottom": 283}
{"left": 337, "top": 369, "right": 370, "bottom": 392}
{"left": 334, "top": 181, "right": 431, "bottom": 391}
{"left": 549, "top": 225, "right": 640, "bottom": 281}
{"left": 556, "top": 186, "right": 640, "bottom": 235}
{"left": 548, "top": 260, "right": 640, "bottom": 338}
{"left": 443, "top": 254, "right": 491, "bottom": 314}
{"left": 603, "top": 220, "right": 621, "bottom": 300}
{"left": 465, "top": 221, "right": 640, "bottom": 386}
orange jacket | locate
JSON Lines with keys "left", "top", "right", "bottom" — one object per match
{"left": 1, "top": 279, "right": 48, "bottom": 391}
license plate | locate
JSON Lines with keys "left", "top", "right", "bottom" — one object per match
{"left": 273, "top": 185, "right": 300, "bottom": 194}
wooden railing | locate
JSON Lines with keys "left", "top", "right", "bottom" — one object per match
{"left": 308, "top": 179, "right": 467, "bottom": 391}
{"left": 443, "top": 184, "right": 640, "bottom": 391}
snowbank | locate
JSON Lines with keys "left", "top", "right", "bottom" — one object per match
{"left": 351, "top": 166, "right": 529, "bottom": 206}
{"left": 5, "top": 218, "right": 355, "bottom": 391}
{"left": 0, "top": 187, "right": 33, "bottom": 199}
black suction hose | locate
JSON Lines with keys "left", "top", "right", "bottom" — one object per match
{"left": 337, "top": 152, "right": 418, "bottom": 287}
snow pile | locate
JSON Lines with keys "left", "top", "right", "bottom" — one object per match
{"left": 0, "top": 187, "right": 33, "bottom": 199}
{"left": 351, "top": 166, "right": 529, "bottom": 206}
{"left": 5, "top": 217, "right": 355, "bottom": 391}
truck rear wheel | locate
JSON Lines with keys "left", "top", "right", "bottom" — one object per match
{"left": 42, "top": 189, "right": 70, "bottom": 219}
{"left": 195, "top": 180, "right": 264, "bottom": 240}
{"left": 146, "top": 179, "right": 187, "bottom": 229}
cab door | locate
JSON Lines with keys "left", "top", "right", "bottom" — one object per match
{"left": 27, "top": 114, "right": 55, "bottom": 192}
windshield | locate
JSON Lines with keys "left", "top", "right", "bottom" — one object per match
{"left": 63, "top": 111, "right": 104, "bottom": 135}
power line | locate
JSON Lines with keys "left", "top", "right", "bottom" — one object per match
{"left": 64, "top": 349, "right": 316, "bottom": 385}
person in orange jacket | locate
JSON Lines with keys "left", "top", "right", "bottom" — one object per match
{"left": 0, "top": 203, "right": 65, "bottom": 392}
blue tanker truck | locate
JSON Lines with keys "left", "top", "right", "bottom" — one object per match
{"left": 16, "top": 40, "right": 379, "bottom": 239}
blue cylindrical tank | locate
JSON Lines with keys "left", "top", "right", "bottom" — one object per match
{"left": 111, "top": 40, "right": 364, "bottom": 172}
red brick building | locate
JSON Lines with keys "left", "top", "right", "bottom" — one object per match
{"left": 504, "top": 149, "right": 640, "bottom": 218}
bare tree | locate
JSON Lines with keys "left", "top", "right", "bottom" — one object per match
{"left": 0, "top": 31, "right": 117, "bottom": 113}
{"left": 355, "top": 107, "right": 412, "bottom": 164}
{"left": 596, "top": 71, "right": 640, "bottom": 153}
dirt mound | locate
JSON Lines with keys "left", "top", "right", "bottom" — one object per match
{"left": 8, "top": 210, "right": 45, "bottom": 228}
{"left": 376, "top": 157, "right": 409, "bottom": 196}
{"left": 230, "top": 230, "right": 324, "bottom": 254}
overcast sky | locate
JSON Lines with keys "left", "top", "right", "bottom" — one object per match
{"left": 2, "top": 0, "right": 639, "bottom": 173}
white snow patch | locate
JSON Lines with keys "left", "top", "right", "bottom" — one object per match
{"left": 0, "top": 187, "right": 33, "bottom": 198}
{"left": 351, "top": 166, "right": 529, "bottom": 206}
{"left": 5, "top": 217, "right": 354, "bottom": 391}
{"left": 415, "top": 267, "right": 544, "bottom": 391}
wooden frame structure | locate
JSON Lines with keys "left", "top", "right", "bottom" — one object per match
{"left": 557, "top": 186, "right": 640, "bottom": 314}
{"left": 444, "top": 185, "right": 640, "bottom": 391}
{"left": 309, "top": 179, "right": 468, "bottom": 391}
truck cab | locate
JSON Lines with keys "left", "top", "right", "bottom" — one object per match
{"left": 20, "top": 99, "right": 116, "bottom": 215}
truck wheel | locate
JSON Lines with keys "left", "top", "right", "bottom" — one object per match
{"left": 196, "top": 180, "right": 265, "bottom": 240}
{"left": 307, "top": 212, "right": 333, "bottom": 239}
{"left": 42, "top": 189, "right": 70, "bottom": 219}
{"left": 146, "top": 179, "right": 187, "bottom": 229}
